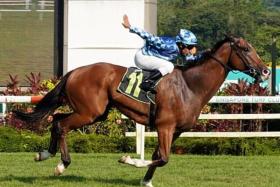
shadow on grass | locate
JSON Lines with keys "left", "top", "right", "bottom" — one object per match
{"left": 0, "top": 175, "right": 86, "bottom": 184}
{"left": 0, "top": 175, "right": 140, "bottom": 186}
{"left": 92, "top": 177, "right": 140, "bottom": 186}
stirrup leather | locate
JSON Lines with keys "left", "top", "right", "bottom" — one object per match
{"left": 140, "top": 80, "right": 157, "bottom": 93}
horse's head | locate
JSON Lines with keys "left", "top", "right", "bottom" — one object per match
{"left": 226, "top": 36, "right": 270, "bottom": 82}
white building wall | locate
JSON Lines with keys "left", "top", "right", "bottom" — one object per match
{"left": 64, "top": 0, "right": 157, "bottom": 73}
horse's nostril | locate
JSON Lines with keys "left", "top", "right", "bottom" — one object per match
{"left": 250, "top": 69, "right": 256, "bottom": 74}
{"left": 262, "top": 69, "right": 270, "bottom": 76}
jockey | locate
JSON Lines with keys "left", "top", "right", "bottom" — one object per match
{"left": 122, "top": 14, "right": 205, "bottom": 93}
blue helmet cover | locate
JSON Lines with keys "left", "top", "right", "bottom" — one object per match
{"left": 175, "top": 29, "right": 197, "bottom": 45}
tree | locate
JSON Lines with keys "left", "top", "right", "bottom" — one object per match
{"left": 158, "top": 0, "right": 280, "bottom": 64}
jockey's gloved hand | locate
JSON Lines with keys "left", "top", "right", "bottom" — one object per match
{"left": 122, "top": 14, "right": 131, "bottom": 29}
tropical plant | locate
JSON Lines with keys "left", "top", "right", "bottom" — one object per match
{"left": 192, "top": 79, "right": 270, "bottom": 132}
{"left": 2, "top": 74, "right": 22, "bottom": 95}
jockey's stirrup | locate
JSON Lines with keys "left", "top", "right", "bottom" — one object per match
{"left": 140, "top": 70, "right": 162, "bottom": 93}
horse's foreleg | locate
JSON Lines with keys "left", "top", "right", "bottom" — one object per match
{"left": 141, "top": 146, "right": 160, "bottom": 187}
{"left": 142, "top": 130, "right": 181, "bottom": 187}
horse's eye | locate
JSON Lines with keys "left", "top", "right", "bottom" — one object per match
{"left": 244, "top": 48, "right": 249, "bottom": 52}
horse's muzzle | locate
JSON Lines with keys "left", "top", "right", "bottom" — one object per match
{"left": 252, "top": 68, "right": 270, "bottom": 83}
{"left": 260, "top": 68, "right": 270, "bottom": 81}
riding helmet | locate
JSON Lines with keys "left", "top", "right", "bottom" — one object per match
{"left": 175, "top": 29, "right": 197, "bottom": 46}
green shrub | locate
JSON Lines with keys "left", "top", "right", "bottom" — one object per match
{"left": 0, "top": 127, "right": 24, "bottom": 152}
{"left": 67, "top": 131, "right": 135, "bottom": 153}
{"left": 115, "top": 137, "right": 135, "bottom": 153}
{"left": 171, "top": 137, "right": 280, "bottom": 156}
{"left": 68, "top": 135, "right": 91, "bottom": 153}
{"left": 0, "top": 126, "right": 49, "bottom": 152}
{"left": 2, "top": 126, "right": 280, "bottom": 156}
{"left": 89, "top": 135, "right": 119, "bottom": 153}
{"left": 0, "top": 127, "right": 135, "bottom": 153}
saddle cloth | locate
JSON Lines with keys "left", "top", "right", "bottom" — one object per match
{"left": 117, "top": 67, "right": 161, "bottom": 104}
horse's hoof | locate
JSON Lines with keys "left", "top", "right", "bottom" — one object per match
{"left": 141, "top": 180, "right": 153, "bottom": 187}
{"left": 134, "top": 160, "right": 152, "bottom": 168}
{"left": 54, "top": 163, "right": 65, "bottom": 176}
{"left": 34, "top": 153, "right": 40, "bottom": 161}
{"left": 118, "top": 155, "right": 131, "bottom": 164}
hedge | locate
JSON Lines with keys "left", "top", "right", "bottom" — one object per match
{"left": 172, "top": 137, "right": 280, "bottom": 155}
{"left": 2, "top": 126, "right": 280, "bottom": 155}
{"left": 0, "top": 126, "right": 135, "bottom": 153}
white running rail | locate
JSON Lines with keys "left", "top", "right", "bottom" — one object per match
{"left": 125, "top": 96, "right": 280, "bottom": 159}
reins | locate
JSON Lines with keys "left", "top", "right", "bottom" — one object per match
{"left": 209, "top": 48, "right": 233, "bottom": 73}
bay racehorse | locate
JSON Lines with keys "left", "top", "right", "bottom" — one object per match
{"left": 14, "top": 35, "right": 270, "bottom": 187}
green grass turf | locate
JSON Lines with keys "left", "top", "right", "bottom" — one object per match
{"left": 0, "top": 153, "right": 280, "bottom": 187}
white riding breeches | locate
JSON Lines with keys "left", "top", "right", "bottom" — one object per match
{"left": 134, "top": 50, "right": 174, "bottom": 76}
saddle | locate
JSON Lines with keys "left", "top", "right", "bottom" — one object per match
{"left": 117, "top": 67, "right": 161, "bottom": 128}
{"left": 117, "top": 67, "right": 162, "bottom": 104}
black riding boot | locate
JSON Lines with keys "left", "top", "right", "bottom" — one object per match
{"left": 140, "top": 70, "right": 162, "bottom": 93}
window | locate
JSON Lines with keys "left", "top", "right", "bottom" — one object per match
{"left": 0, "top": 0, "right": 55, "bottom": 85}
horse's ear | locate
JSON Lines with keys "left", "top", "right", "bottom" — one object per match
{"left": 223, "top": 33, "right": 230, "bottom": 38}
{"left": 224, "top": 33, "right": 235, "bottom": 42}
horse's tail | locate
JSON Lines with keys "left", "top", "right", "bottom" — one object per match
{"left": 13, "top": 71, "right": 73, "bottom": 123}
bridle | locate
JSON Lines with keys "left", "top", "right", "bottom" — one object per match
{"left": 210, "top": 38, "right": 261, "bottom": 76}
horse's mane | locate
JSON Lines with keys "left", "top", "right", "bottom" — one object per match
{"left": 211, "top": 36, "right": 232, "bottom": 53}
{"left": 176, "top": 36, "right": 232, "bottom": 70}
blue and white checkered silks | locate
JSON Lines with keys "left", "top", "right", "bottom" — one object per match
{"left": 129, "top": 26, "right": 201, "bottom": 74}
{"left": 175, "top": 29, "right": 197, "bottom": 45}
{"left": 129, "top": 26, "right": 179, "bottom": 61}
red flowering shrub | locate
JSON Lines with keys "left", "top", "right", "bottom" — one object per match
{"left": 192, "top": 79, "right": 270, "bottom": 132}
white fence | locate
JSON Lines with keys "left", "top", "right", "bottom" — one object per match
{"left": 125, "top": 96, "right": 280, "bottom": 160}
{"left": 0, "top": 95, "right": 43, "bottom": 119}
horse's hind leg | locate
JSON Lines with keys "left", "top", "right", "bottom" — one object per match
{"left": 142, "top": 130, "right": 182, "bottom": 187}
{"left": 48, "top": 113, "right": 73, "bottom": 155}
{"left": 53, "top": 113, "right": 94, "bottom": 176}
{"left": 34, "top": 113, "right": 72, "bottom": 162}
